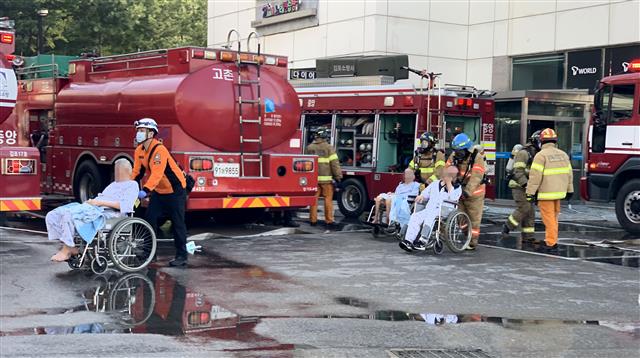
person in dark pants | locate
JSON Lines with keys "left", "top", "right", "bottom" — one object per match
{"left": 131, "top": 118, "right": 189, "bottom": 267}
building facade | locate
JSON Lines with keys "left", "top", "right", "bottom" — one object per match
{"left": 208, "top": 0, "right": 640, "bottom": 198}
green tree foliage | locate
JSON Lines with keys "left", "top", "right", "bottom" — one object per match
{"left": 1, "top": 0, "right": 206, "bottom": 56}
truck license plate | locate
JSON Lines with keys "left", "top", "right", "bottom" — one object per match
{"left": 213, "top": 163, "right": 240, "bottom": 177}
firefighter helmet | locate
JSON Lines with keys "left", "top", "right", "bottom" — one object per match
{"left": 419, "top": 132, "right": 437, "bottom": 146}
{"left": 134, "top": 118, "right": 158, "bottom": 133}
{"left": 540, "top": 128, "right": 558, "bottom": 143}
{"left": 313, "top": 127, "right": 330, "bottom": 140}
{"left": 529, "top": 130, "right": 542, "bottom": 148}
{"left": 451, "top": 133, "right": 473, "bottom": 151}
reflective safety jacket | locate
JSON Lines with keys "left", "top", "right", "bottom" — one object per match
{"left": 526, "top": 142, "right": 573, "bottom": 200}
{"left": 306, "top": 138, "right": 342, "bottom": 184}
{"left": 408, "top": 149, "right": 446, "bottom": 183}
{"left": 509, "top": 145, "right": 537, "bottom": 189}
{"left": 447, "top": 150, "right": 486, "bottom": 198}
{"left": 132, "top": 138, "right": 186, "bottom": 195}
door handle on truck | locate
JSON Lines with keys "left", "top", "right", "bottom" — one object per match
{"left": 622, "top": 142, "right": 632, "bottom": 145}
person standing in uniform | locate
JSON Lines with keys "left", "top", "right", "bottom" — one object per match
{"left": 408, "top": 132, "right": 446, "bottom": 185}
{"left": 447, "top": 133, "right": 486, "bottom": 250}
{"left": 131, "top": 118, "right": 189, "bottom": 267}
{"left": 502, "top": 131, "right": 541, "bottom": 241}
{"left": 526, "top": 128, "right": 573, "bottom": 250}
{"left": 306, "top": 127, "right": 342, "bottom": 229}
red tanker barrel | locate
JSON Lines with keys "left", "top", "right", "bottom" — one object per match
{"left": 175, "top": 63, "right": 300, "bottom": 152}
{"left": 55, "top": 61, "right": 300, "bottom": 152}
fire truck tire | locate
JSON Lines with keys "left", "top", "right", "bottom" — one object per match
{"left": 337, "top": 178, "right": 368, "bottom": 218}
{"left": 615, "top": 179, "right": 640, "bottom": 234}
{"left": 74, "top": 161, "right": 104, "bottom": 203}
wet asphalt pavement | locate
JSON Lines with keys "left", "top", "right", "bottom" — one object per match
{"left": 0, "top": 206, "right": 639, "bottom": 357}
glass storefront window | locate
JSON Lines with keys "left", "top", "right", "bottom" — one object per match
{"left": 512, "top": 54, "right": 564, "bottom": 90}
{"left": 528, "top": 101, "right": 585, "bottom": 118}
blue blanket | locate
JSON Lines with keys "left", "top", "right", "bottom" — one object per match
{"left": 389, "top": 194, "right": 412, "bottom": 227}
{"left": 62, "top": 202, "right": 106, "bottom": 243}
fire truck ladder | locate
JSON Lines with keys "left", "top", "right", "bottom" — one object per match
{"left": 232, "top": 31, "right": 264, "bottom": 177}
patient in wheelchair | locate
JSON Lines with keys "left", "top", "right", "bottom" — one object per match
{"left": 400, "top": 166, "right": 462, "bottom": 251}
{"left": 47, "top": 159, "right": 139, "bottom": 262}
{"left": 372, "top": 168, "right": 420, "bottom": 224}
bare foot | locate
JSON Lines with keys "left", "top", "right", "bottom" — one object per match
{"left": 50, "top": 246, "right": 79, "bottom": 262}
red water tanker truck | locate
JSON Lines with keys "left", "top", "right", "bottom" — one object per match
{"left": 13, "top": 42, "right": 317, "bottom": 211}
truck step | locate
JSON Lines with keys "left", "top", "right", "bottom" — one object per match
{"left": 241, "top": 138, "right": 262, "bottom": 143}
{"left": 242, "top": 158, "right": 262, "bottom": 162}
{"left": 238, "top": 78, "right": 260, "bottom": 85}
{"left": 238, "top": 98, "right": 260, "bottom": 104}
{"left": 240, "top": 119, "right": 261, "bottom": 124}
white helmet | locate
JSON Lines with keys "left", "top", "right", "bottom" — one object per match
{"left": 134, "top": 118, "right": 158, "bottom": 133}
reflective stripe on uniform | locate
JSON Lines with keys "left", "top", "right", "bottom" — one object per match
{"left": 543, "top": 166, "right": 571, "bottom": 175}
{"left": 420, "top": 167, "right": 435, "bottom": 173}
{"left": 537, "top": 191, "right": 566, "bottom": 200}
{"left": 318, "top": 157, "right": 330, "bottom": 163}
{"left": 522, "top": 227, "right": 535, "bottom": 233}
{"left": 508, "top": 215, "right": 519, "bottom": 226}
{"left": 318, "top": 175, "right": 333, "bottom": 182}
{"left": 428, "top": 174, "right": 437, "bottom": 182}
{"left": 435, "top": 160, "right": 445, "bottom": 168}
{"left": 329, "top": 153, "right": 339, "bottom": 161}
{"left": 471, "top": 228, "right": 480, "bottom": 237}
{"left": 513, "top": 162, "right": 527, "bottom": 169}
{"left": 530, "top": 162, "right": 544, "bottom": 172}
{"left": 472, "top": 187, "right": 485, "bottom": 195}
{"left": 472, "top": 165, "right": 485, "bottom": 173}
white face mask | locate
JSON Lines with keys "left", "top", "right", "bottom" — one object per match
{"left": 136, "top": 131, "right": 148, "bottom": 144}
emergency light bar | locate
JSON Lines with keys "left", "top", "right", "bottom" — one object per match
{"left": 629, "top": 60, "right": 640, "bottom": 72}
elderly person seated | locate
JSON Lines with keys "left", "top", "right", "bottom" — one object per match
{"left": 371, "top": 168, "right": 420, "bottom": 224}
{"left": 399, "top": 166, "right": 462, "bottom": 252}
{"left": 47, "top": 159, "right": 139, "bottom": 262}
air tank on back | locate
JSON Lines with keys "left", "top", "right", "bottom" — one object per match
{"left": 55, "top": 49, "right": 300, "bottom": 152}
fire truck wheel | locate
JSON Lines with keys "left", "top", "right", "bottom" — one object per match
{"left": 74, "top": 161, "right": 104, "bottom": 203}
{"left": 615, "top": 179, "right": 640, "bottom": 235}
{"left": 337, "top": 178, "right": 368, "bottom": 218}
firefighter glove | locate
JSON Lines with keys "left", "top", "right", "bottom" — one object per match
{"left": 565, "top": 192, "right": 573, "bottom": 201}
{"left": 138, "top": 190, "right": 148, "bottom": 199}
{"left": 526, "top": 194, "right": 537, "bottom": 203}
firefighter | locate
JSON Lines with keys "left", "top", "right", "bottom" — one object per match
{"left": 502, "top": 131, "right": 542, "bottom": 241}
{"left": 306, "top": 127, "right": 342, "bottom": 228}
{"left": 131, "top": 118, "right": 189, "bottom": 267}
{"left": 526, "top": 128, "right": 574, "bottom": 249}
{"left": 446, "top": 133, "right": 486, "bottom": 250}
{"left": 408, "top": 132, "right": 446, "bottom": 185}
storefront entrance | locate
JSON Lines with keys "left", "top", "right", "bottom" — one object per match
{"left": 494, "top": 91, "right": 592, "bottom": 200}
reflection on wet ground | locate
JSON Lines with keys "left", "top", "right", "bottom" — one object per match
{"left": 2, "top": 265, "right": 639, "bottom": 345}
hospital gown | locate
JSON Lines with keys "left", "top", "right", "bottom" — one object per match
{"left": 404, "top": 180, "right": 462, "bottom": 242}
{"left": 46, "top": 180, "right": 139, "bottom": 246}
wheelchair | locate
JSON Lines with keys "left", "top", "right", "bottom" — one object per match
{"left": 68, "top": 216, "right": 157, "bottom": 275}
{"left": 366, "top": 194, "right": 417, "bottom": 239}
{"left": 403, "top": 200, "right": 473, "bottom": 255}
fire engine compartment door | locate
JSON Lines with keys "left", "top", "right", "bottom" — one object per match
{"left": 443, "top": 115, "right": 481, "bottom": 150}
{"left": 376, "top": 113, "right": 416, "bottom": 172}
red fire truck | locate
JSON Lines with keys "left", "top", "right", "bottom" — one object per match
{"left": 293, "top": 70, "right": 496, "bottom": 217}
{"left": 14, "top": 37, "right": 317, "bottom": 212}
{"left": 0, "top": 18, "right": 41, "bottom": 215}
{"left": 581, "top": 60, "right": 640, "bottom": 234}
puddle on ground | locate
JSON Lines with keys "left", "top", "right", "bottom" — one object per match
{"left": 3, "top": 267, "right": 637, "bottom": 344}
{"left": 480, "top": 235, "right": 640, "bottom": 268}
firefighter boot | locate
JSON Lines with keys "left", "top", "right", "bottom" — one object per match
{"left": 501, "top": 223, "right": 510, "bottom": 237}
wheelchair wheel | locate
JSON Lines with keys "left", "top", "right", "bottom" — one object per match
{"left": 444, "top": 211, "right": 472, "bottom": 253}
{"left": 109, "top": 273, "right": 155, "bottom": 328}
{"left": 433, "top": 239, "right": 444, "bottom": 255}
{"left": 108, "top": 218, "right": 157, "bottom": 273}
